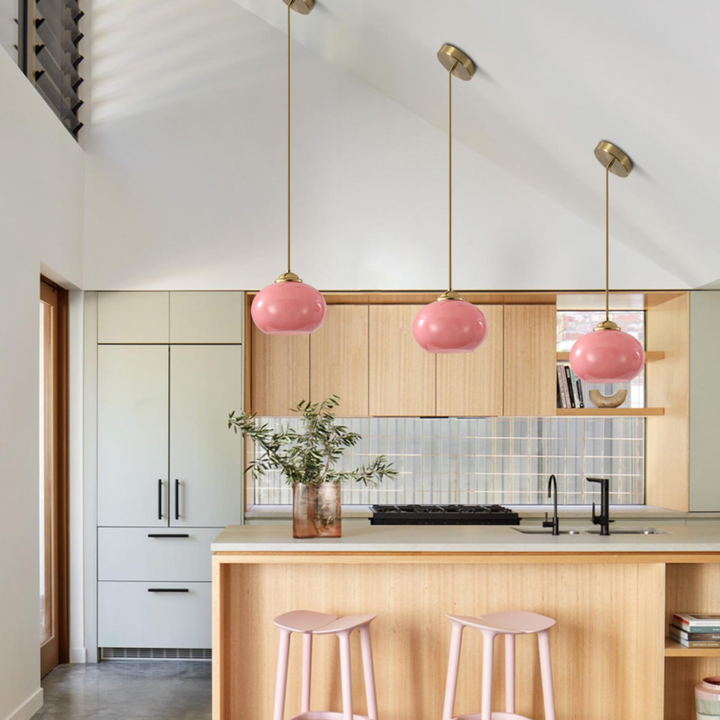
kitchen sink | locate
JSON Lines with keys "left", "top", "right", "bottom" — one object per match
{"left": 512, "top": 526, "right": 670, "bottom": 536}
{"left": 584, "top": 527, "right": 670, "bottom": 535}
{"left": 511, "top": 527, "right": 584, "bottom": 535}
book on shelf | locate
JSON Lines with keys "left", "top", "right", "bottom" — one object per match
{"left": 669, "top": 628, "right": 720, "bottom": 648}
{"left": 568, "top": 366, "right": 585, "bottom": 408}
{"left": 563, "top": 365, "right": 576, "bottom": 408}
{"left": 670, "top": 626, "right": 720, "bottom": 642}
{"left": 556, "top": 366, "right": 567, "bottom": 409}
{"left": 673, "top": 613, "right": 720, "bottom": 630}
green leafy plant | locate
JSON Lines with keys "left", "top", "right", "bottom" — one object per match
{"left": 228, "top": 395, "right": 397, "bottom": 487}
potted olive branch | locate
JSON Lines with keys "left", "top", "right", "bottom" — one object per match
{"left": 228, "top": 395, "right": 397, "bottom": 538}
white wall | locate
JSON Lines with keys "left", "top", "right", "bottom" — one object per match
{"left": 0, "top": 50, "right": 84, "bottom": 720}
{"left": 82, "top": 0, "right": 683, "bottom": 292}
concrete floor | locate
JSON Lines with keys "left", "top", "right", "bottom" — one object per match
{"left": 32, "top": 661, "right": 211, "bottom": 719}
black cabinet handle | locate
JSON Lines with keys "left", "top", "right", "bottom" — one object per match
{"left": 148, "top": 588, "right": 189, "bottom": 593}
{"left": 157, "top": 479, "right": 163, "bottom": 520}
{"left": 147, "top": 534, "right": 189, "bottom": 538}
{"left": 175, "top": 479, "right": 180, "bottom": 521}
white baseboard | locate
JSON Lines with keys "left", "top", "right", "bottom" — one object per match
{"left": 5, "top": 688, "right": 43, "bottom": 720}
{"left": 69, "top": 647, "right": 87, "bottom": 664}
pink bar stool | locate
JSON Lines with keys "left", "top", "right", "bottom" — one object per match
{"left": 442, "top": 610, "right": 556, "bottom": 720}
{"left": 272, "top": 610, "right": 379, "bottom": 720}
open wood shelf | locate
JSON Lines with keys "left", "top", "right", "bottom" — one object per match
{"left": 556, "top": 407, "right": 665, "bottom": 417}
{"left": 665, "top": 638, "right": 720, "bottom": 658}
{"left": 556, "top": 350, "right": 665, "bottom": 362}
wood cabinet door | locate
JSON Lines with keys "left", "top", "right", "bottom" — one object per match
{"left": 437, "top": 305, "right": 504, "bottom": 416}
{"left": 369, "top": 305, "right": 436, "bottom": 416}
{"left": 98, "top": 345, "right": 169, "bottom": 527}
{"left": 503, "top": 304, "right": 557, "bottom": 416}
{"left": 251, "top": 328, "right": 310, "bottom": 415}
{"left": 170, "top": 345, "right": 243, "bottom": 527}
{"left": 310, "top": 305, "right": 369, "bottom": 416}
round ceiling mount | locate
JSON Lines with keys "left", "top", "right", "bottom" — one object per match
{"left": 437, "top": 44, "right": 476, "bottom": 81}
{"left": 594, "top": 141, "right": 633, "bottom": 178}
{"left": 282, "top": 0, "right": 314, "bottom": 15}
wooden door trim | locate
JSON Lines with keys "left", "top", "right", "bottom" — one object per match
{"left": 40, "top": 276, "right": 70, "bottom": 673}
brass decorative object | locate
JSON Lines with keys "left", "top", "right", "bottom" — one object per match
{"left": 589, "top": 388, "right": 628, "bottom": 409}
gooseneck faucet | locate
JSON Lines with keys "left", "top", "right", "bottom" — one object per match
{"left": 542, "top": 474, "right": 560, "bottom": 536}
{"left": 587, "top": 477, "right": 611, "bottom": 536}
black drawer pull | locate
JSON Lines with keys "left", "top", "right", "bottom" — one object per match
{"left": 147, "top": 588, "right": 189, "bottom": 593}
{"left": 147, "top": 534, "right": 189, "bottom": 538}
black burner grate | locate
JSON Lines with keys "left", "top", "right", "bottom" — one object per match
{"left": 369, "top": 504, "right": 520, "bottom": 526}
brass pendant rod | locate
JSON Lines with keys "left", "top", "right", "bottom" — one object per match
{"left": 287, "top": 0, "right": 293, "bottom": 274}
{"left": 448, "top": 61, "right": 458, "bottom": 293}
{"left": 604, "top": 157, "right": 615, "bottom": 322}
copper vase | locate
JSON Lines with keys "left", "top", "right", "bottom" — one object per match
{"left": 292, "top": 483, "right": 342, "bottom": 539}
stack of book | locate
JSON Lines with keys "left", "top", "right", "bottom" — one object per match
{"left": 556, "top": 363, "right": 585, "bottom": 409}
{"left": 670, "top": 613, "right": 720, "bottom": 647}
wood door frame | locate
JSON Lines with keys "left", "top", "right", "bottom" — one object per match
{"left": 40, "top": 276, "right": 69, "bottom": 676}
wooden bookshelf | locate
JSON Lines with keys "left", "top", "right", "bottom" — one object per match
{"left": 556, "top": 351, "right": 665, "bottom": 363}
{"left": 665, "top": 638, "right": 720, "bottom": 658}
{"left": 557, "top": 407, "right": 665, "bottom": 417}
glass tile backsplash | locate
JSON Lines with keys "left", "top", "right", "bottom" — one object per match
{"left": 250, "top": 416, "right": 645, "bottom": 506}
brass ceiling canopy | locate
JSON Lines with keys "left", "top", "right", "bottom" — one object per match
{"left": 437, "top": 44, "right": 476, "bottom": 81}
{"left": 594, "top": 140, "right": 634, "bottom": 178}
{"left": 282, "top": 0, "right": 314, "bottom": 15}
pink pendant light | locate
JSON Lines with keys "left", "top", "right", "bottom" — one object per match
{"left": 413, "top": 45, "right": 488, "bottom": 354}
{"left": 251, "top": 0, "right": 326, "bottom": 336}
{"left": 570, "top": 142, "right": 644, "bottom": 383}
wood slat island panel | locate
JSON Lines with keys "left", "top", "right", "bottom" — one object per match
{"left": 213, "top": 558, "right": 666, "bottom": 720}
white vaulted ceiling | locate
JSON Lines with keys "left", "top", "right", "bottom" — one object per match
{"left": 230, "top": 0, "right": 720, "bottom": 288}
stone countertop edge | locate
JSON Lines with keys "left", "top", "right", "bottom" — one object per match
{"left": 211, "top": 522, "right": 720, "bottom": 554}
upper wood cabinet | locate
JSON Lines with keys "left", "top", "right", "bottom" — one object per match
{"left": 98, "top": 292, "right": 169, "bottom": 343}
{"left": 437, "top": 305, "right": 504, "bottom": 417}
{"left": 503, "top": 304, "right": 557, "bottom": 416}
{"left": 369, "top": 305, "right": 436, "bottom": 416}
{"left": 169, "top": 292, "right": 243, "bottom": 344}
{"left": 310, "top": 305, "right": 369, "bottom": 416}
{"left": 251, "top": 328, "right": 310, "bottom": 416}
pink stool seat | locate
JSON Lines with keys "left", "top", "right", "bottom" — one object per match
{"left": 443, "top": 611, "right": 556, "bottom": 720}
{"left": 272, "top": 611, "right": 378, "bottom": 720}
{"left": 274, "top": 611, "right": 338, "bottom": 633}
{"left": 447, "top": 611, "right": 555, "bottom": 635}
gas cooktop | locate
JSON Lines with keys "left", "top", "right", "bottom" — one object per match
{"left": 369, "top": 504, "right": 520, "bottom": 526}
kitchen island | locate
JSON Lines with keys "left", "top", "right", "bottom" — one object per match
{"left": 212, "top": 522, "right": 720, "bottom": 720}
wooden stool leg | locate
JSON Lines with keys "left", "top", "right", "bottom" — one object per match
{"left": 505, "top": 634, "right": 515, "bottom": 714}
{"left": 538, "top": 630, "right": 556, "bottom": 720}
{"left": 301, "top": 632, "right": 313, "bottom": 713}
{"left": 360, "top": 625, "right": 378, "bottom": 720}
{"left": 338, "top": 631, "right": 354, "bottom": 720}
{"left": 273, "top": 629, "right": 292, "bottom": 720}
{"left": 442, "top": 622, "right": 464, "bottom": 720}
{"left": 481, "top": 631, "right": 496, "bottom": 720}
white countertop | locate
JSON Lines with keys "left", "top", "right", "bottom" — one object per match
{"left": 212, "top": 520, "right": 720, "bottom": 553}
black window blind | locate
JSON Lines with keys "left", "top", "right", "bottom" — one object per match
{"left": 17, "top": 0, "right": 84, "bottom": 137}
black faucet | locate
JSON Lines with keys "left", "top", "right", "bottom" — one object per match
{"left": 587, "top": 477, "right": 611, "bottom": 536}
{"left": 542, "top": 474, "right": 560, "bottom": 536}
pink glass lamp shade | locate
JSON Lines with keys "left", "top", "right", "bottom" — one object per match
{"left": 251, "top": 274, "right": 326, "bottom": 335}
{"left": 413, "top": 295, "right": 488, "bottom": 353}
{"left": 569, "top": 325, "right": 645, "bottom": 383}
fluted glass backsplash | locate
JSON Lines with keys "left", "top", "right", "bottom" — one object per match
{"left": 249, "top": 416, "right": 645, "bottom": 506}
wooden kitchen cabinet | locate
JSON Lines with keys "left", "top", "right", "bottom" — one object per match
{"left": 251, "top": 328, "right": 310, "bottom": 415}
{"left": 436, "top": 305, "right": 504, "bottom": 416}
{"left": 369, "top": 305, "right": 436, "bottom": 416}
{"left": 503, "top": 304, "right": 557, "bottom": 416}
{"left": 310, "top": 305, "right": 369, "bottom": 416}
